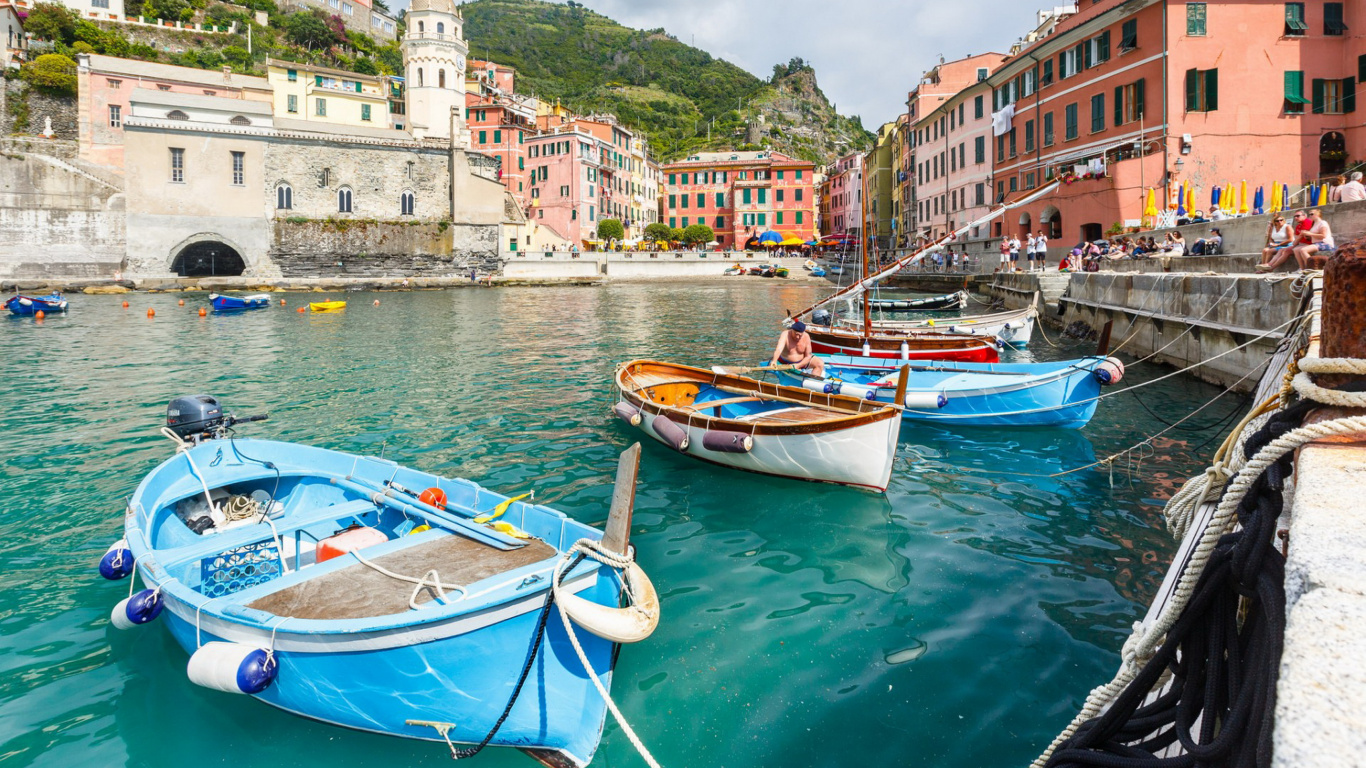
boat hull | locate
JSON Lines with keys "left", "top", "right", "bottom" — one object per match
{"left": 5, "top": 294, "right": 68, "bottom": 316}
{"left": 310, "top": 301, "right": 347, "bottom": 312}
{"left": 869, "top": 308, "right": 1036, "bottom": 347}
{"left": 868, "top": 290, "right": 967, "bottom": 312}
{"left": 632, "top": 408, "right": 899, "bottom": 492}
{"left": 157, "top": 581, "right": 616, "bottom": 767}
{"left": 210, "top": 293, "right": 271, "bottom": 312}
{"left": 776, "top": 355, "right": 1106, "bottom": 428}
{"left": 805, "top": 329, "right": 1000, "bottom": 362}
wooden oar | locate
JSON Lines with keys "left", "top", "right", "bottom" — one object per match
{"left": 601, "top": 443, "right": 640, "bottom": 557}
{"left": 711, "top": 364, "right": 801, "bottom": 376}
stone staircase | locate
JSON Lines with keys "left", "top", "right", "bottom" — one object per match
{"left": 984, "top": 271, "right": 1071, "bottom": 321}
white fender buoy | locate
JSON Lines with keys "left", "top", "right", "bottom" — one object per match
{"left": 554, "top": 562, "right": 660, "bottom": 644}
{"left": 651, "top": 416, "right": 689, "bottom": 451}
{"left": 1095, "top": 357, "right": 1126, "bottom": 385}
{"left": 800, "top": 377, "right": 833, "bottom": 395}
{"left": 612, "top": 402, "right": 642, "bottom": 426}
{"left": 99, "top": 539, "right": 133, "bottom": 580}
{"left": 904, "top": 391, "right": 949, "bottom": 410}
{"left": 187, "top": 642, "right": 279, "bottom": 694}
{"left": 899, "top": 341, "right": 910, "bottom": 361}
{"left": 701, "top": 430, "right": 754, "bottom": 453}
{"left": 18, "top": 297, "right": 32, "bottom": 306}
{"left": 835, "top": 381, "right": 880, "bottom": 400}
{"left": 111, "top": 589, "right": 163, "bottom": 630}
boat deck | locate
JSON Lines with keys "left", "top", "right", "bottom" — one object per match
{"left": 247, "top": 534, "right": 557, "bottom": 620}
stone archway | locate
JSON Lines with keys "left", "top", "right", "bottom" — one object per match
{"left": 170, "top": 237, "right": 247, "bottom": 277}
{"left": 1040, "top": 206, "right": 1062, "bottom": 240}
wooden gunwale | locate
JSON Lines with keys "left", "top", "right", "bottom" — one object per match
{"left": 806, "top": 327, "right": 1000, "bottom": 352}
{"left": 614, "top": 360, "right": 897, "bottom": 437}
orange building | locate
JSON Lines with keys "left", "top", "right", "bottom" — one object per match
{"left": 988, "top": 0, "right": 1365, "bottom": 247}
{"left": 661, "top": 150, "right": 817, "bottom": 248}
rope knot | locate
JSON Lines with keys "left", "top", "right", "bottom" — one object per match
{"left": 1119, "top": 621, "right": 1157, "bottom": 673}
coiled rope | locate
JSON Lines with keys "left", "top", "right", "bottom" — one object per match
{"left": 1032, "top": 354, "right": 1366, "bottom": 768}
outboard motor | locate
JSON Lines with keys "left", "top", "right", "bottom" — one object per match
{"left": 166, "top": 395, "right": 269, "bottom": 440}
{"left": 812, "top": 309, "right": 833, "bottom": 326}
{"left": 166, "top": 395, "right": 225, "bottom": 438}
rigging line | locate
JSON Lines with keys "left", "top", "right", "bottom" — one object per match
{"left": 1127, "top": 383, "right": 1251, "bottom": 432}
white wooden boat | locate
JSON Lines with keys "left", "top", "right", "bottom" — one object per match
{"left": 860, "top": 305, "right": 1037, "bottom": 347}
{"left": 612, "top": 360, "right": 902, "bottom": 493}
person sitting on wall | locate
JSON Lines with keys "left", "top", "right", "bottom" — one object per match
{"left": 1188, "top": 210, "right": 1209, "bottom": 224}
{"left": 1293, "top": 208, "right": 1336, "bottom": 269}
{"left": 1191, "top": 228, "right": 1223, "bottom": 256}
{"left": 1162, "top": 231, "right": 1187, "bottom": 256}
{"left": 1328, "top": 175, "right": 1348, "bottom": 203}
{"left": 1339, "top": 172, "right": 1366, "bottom": 203}
{"left": 1260, "top": 215, "right": 1293, "bottom": 265}
{"left": 1258, "top": 210, "right": 1313, "bottom": 272}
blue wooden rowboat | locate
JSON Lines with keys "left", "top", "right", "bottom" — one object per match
{"left": 101, "top": 397, "right": 659, "bottom": 768}
{"left": 209, "top": 293, "right": 271, "bottom": 312}
{"left": 5, "top": 293, "right": 68, "bottom": 316}
{"left": 771, "top": 355, "right": 1126, "bottom": 429}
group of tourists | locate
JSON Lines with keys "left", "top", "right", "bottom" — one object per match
{"left": 1257, "top": 208, "right": 1337, "bottom": 272}
{"left": 998, "top": 231, "right": 1052, "bottom": 272}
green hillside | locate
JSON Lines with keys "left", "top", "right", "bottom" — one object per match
{"left": 461, "top": 0, "right": 872, "bottom": 163}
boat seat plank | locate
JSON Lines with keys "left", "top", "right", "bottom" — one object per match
{"left": 736, "top": 406, "right": 841, "bottom": 425}
{"left": 246, "top": 534, "right": 557, "bottom": 620}
{"left": 682, "top": 396, "right": 763, "bottom": 412}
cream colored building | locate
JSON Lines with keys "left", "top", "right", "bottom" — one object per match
{"left": 265, "top": 61, "right": 389, "bottom": 130}
{"left": 403, "top": 0, "right": 468, "bottom": 144}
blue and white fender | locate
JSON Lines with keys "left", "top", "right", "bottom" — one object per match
{"left": 98, "top": 539, "right": 133, "bottom": 580}
{"left": 187, "top": 642, "right": 279, "bottom": 694}
{"left": 111, "top": 588, "right": 164, "bottom": 629}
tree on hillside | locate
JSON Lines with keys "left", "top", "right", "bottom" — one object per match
{"left": 644, "top": 222, "right": 672, "bottom": 242}
{"left": 285, "top": 10, "right": 339, "bottom": 50}
{"left": 23, "top": 3, "right": 77, "bottom": 44}
{"left": 22, "top": 53, "right": 78, "bottom": 96}
{"left": 682, "top": 224, "right": 715, "bottom": 245}
{"left": 597, "top": 218, "right": 625, "bottom": 243}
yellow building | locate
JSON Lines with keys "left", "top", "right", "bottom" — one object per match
{"left": 265, "top": 60, "right": 389, "bottom": 129}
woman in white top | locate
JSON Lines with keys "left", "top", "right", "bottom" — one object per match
{"left": 1261, "top": 215, "right": 1292, "bottom": 265}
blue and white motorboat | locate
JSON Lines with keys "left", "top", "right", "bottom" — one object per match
{"left": 101, "top": 396, "right": 660, "bottom": 768}
{"left": 771, "top": 355, "right": 1126, "bottom": 429}
{"left": 209, "top": 293, "right": 271, "bottom": 312}
{"left": 5, "top": 293, "right": 68, "bottom": 316}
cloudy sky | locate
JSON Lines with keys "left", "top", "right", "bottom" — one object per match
{"left": 448, "top": 0, "right": 1044, "bottom": 127}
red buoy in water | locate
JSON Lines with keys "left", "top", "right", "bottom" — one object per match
{"left": 373, "top": 299, "right": 380, "bottom": 307}
{"left": 297, "top": 307, "right": 306, "bottom": 313}
{"left": 147, "top": 308, "right": 155, "bottom": 318}
{"left": 122, "top": 301, "right": 130, "bottom": 308}
{"left": 199, "top": 307, "right": 207, "bottom": 317}
{"left": 280, "top": 299, "right": 286, "bottom": 306}
{"left": 35, "top": 310, "right": 45, "bottom": 320}
{"left": 178, "top": 299, "right": 185, "bottom": 306}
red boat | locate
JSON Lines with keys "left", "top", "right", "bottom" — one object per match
{"left": 804, "top": 327, "right": 1000, "bottom": 362}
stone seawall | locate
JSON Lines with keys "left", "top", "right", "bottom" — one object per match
{"left": 1059, "top": 272, "right": 1303, "bottom": 391}
{"left": 268, "top": 219, "right": 498, "bottom": 278}
{"left": 0, "top": 148, "right": 125, "bottom": 279}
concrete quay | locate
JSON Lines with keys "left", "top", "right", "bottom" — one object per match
{"left": 501, "top": 252, "right": 825, "bottom": 282}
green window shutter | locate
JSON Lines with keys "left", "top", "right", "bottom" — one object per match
{"left": 668, "top": 194, "right": 675, "bottom": 208}
{"left": 697, "top": 193, "right": 704, "bottom": 208}
{"left": 1091, "top": 93, "right": 1105, "bottom": 132}
{"left": 479, "top": 130, "right": 486, "bottom": 143}
{"left": 1115, "top": 85, "right": 1124, "bottom": 125}
{"left": 518, "top": 157, "right": 524, "bottom": 170}
{"left": 1057, "top": 52, "right": 1067, "bottom": 78}
{"left": 716, "top": 192, "right": 724, "bottom": 207}
{"left": 1042, "top": 60, "right": 1053, "bottom": 85}
{"left": 742, "top": 189, "right": 751, "bottom": 204}
{"left": 1286, "top": 3, "right": 1306, "bottom": 32}
{"left": 1205, "top": 69, "right": 1219, "bottom": 111}
{"left": 776, "top": 212, "right": 783, "bottom": 225}
{"left": 1042, "top": 113, "right": 1053, "bottom": 145}
{"left": 1285, "top": 71, "right": 1308, "bottom": 103}
{"left": 1081, "top": 41, "right": 1091, "bottom": 69}
{"left": 1326, "top": 3, "right": 1345, "bottom": 34}
{"left": 758, "top": 213, "right": 766, "bottom": 226}
{"left": 1312, "top": 78, "right": 1326, "bottom": 113}
{"left": 1121, "top": 19, "right": 1138, "bottom": 48}
{"left": 1099, "top": 31, "right": 1110, "bottom": 62}
{"left": 758, "top": 189, "right": 767, "bottom": 204}
{"left": 1186, "top": 69, "right": 1199, "bottom": 112}
{"left": 355, "top": 82, "right": 362, "bottom": 93}
{"left": 797, "top": 211, "right": 803, "bottom": 224}
{"left": 315, "top": 75, "right": 322, "bottom": 86}
{"left": 1344, "top": 77, "right": 1357, "bottom": 114}
{"left": 1135, "top": 78, "right": 1146, "bottom": 118}
{"left": 493, "top": 130, "right": 501, "bottom": 143}
{"left": 1360, "top": 54, "right": 1366, "bottom": 82}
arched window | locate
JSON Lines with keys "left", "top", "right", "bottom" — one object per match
{"left": 438, "top": 68, "right": 445, "bottom": 89}
{"left": 276, "top": 183, "right": 292, "bottom": 210}
{"left": 230, "top": 115, "right": 251, "bottom": 126}
{"left": 417, "top": 20, "right": 423, "bottom": 32}
{"left": 417, "top": 68, "right": 423, "bottom": 88}
{"left": 436, "top": 22, "right": 444, "bottom": 34}
{"left": 400, "top": 190, "right": 415, "bottom": 216}
{"left": 338, "top": 186, "right": 353, "bottom": 213}
{"left": 166, "top": 110, "right": 188, "bottom": 120}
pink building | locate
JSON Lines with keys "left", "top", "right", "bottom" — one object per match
{"left": 662, "top": 150, "right": 818, "bottom": 248}
{"left": 822, "top": 152, "right": 863, "bottom": 238}
{"left": 76, "top": 53, "right": 271, "bottom": 171}
{"left": 990, "top": 0, "right": 1365, "bottom": 250}
{"left": 525, "top": 127, "right": 610, "bottom": 244}
{"left": 907, "top": 52, "right": 1010, "bottom": 246}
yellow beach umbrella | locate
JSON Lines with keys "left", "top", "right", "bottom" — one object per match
{"left": 1239, "top": 180, "right": 1249, "bottom": 214}
{"left": 1269, "top": 181, "right": 1281, "bottom": 213}
{"left": 1186, "top": 185, "right": 1196, "bottom": 216}
{"left": 1317, "top": 184, "right": 1330, "bottom": 206}
{"left": 1225, "top": 183, "right": 1237, "bottom": 214}
{"left": 1143, "top": 187, "right": 1159, "bottom": 219}
{"left": 778, "top": 236, "right": 806, "bottom": 247}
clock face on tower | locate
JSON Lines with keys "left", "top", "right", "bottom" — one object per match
{"left": 454, "top": 55, "right": 466, "bottom": 74}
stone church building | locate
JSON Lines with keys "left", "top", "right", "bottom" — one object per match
{"left": 117, "top": 0, "right": 513, "bottom": 278}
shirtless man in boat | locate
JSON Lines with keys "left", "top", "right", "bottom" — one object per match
{"left": 770, "top": 321, "right": 825, "bottom": 377}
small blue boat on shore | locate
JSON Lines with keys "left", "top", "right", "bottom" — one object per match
{"left": 5, "top": 293, "right": 68, "bottom": 316}
{"left": 772, "top": 355, "right": 1126, "bottom": 429}
{"left": 102, "top": 396, "right": 659, "bottom": 768}
{"left": 209, "top": 293, "right": 271, "bottom": 312}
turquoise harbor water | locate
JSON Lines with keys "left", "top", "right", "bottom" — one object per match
{"left": 0, "top": 285, "right": 1241, "bottom": 767}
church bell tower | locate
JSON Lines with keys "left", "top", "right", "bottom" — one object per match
{"left": 402, "top": 0, "right": 468, "bottom": 146}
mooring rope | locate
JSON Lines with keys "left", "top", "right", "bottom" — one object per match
{"left": 1031, "top": 353, "right": 1366, "bottom": 768}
